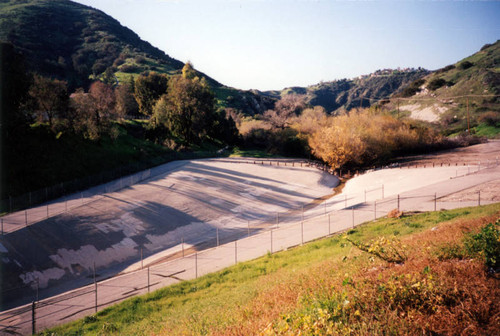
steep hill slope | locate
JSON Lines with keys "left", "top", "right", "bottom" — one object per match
{"left": 0, "top": 0, "right": 276, "bottom": 115}
{"left": 275, "top": 68, "right": 430, "bottom": 114}
{"left": 393, "top": 40, "right": 500, "bottom": 133}
{"left": 0, "top": 0, "right": 186, "bottom": 89}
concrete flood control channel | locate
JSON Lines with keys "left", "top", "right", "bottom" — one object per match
{"left": 1, "top": 153, "right": 500, "bottom": 335}
{"left": 0, "top": 158, "right": 337, "bottom": 309}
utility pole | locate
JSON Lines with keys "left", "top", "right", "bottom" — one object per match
{"left": 466, "top": 96, "right": 470, "bottom": 133}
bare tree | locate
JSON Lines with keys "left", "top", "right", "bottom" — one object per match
{"left": 265, "top": 94, "right": 307, "bottom": 129}
{"left": 28, "top": 74, "right": 69, "bottom": 128}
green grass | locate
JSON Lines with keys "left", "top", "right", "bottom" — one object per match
{"left": 473, "top": 123, "right": 500, "bottom": 138}
{"left": 41, "top": 203, "right": 500, "bottom": 335}
{"left": 228, "top": 147, "right": 279, "bottom": 158}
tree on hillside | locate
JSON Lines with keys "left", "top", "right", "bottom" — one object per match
{"left": 151, "top": 74, "right": 216, "bottom": 144}
{"left": 28, "top": 75, "right": 69, "bottom": 128}
{"left": 290, "top": 106, "right": 328, "bottom": 135}
{"left": 264, "top": 93, "right": 307, "bottom": 129}
{"left": 90, "top": 81, "right": 116, "bottom": 121}
{"left": 102, "top": 67, "right": 117, "bottom": 86}
{"left": 134, "top": 72, "right": 168, "bottom": 116}
{"left": 209, "top": 110, "right": 240, "bottom": 145}
{"left": 71, "top": 81, "right": 116, "bottom": 140}
{"left": 182, "top": 61, "right": 196, "bottom": 80}
{"left": 115, "top": 82, "right": 139, "bottom": 118}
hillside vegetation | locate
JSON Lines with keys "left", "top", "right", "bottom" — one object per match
{"left": 279, "top": 68, "right": 430, "bottom": 114}
{"left": 392, "top": 40, "right": 500, "bottom": 136}
{"left": 0, "top": 0, "right": 276, "bottom": 115}
{"left": 42, "top": 204, "right": 500, "bottom": 336}
{"left": 0, "top": 44, "right": 237, "bottom": 202}
{"left": 2, "top": 0, "right": 498, "bottom": 205}
{"left": 0, "top": 0, "right": 184, "bottom": 89}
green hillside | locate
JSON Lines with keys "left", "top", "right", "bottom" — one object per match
{"left": 0, "top": 0, "right": 273, "bottom": 115}
{"left": 392, "top": 40, "right": 500, "bottom": 136}
{"left": 0, "top": 0, "right": 186, "bottom": 89}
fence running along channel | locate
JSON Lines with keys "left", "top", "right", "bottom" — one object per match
{"left": 0, "top": 158, "right": 498, "bottom": 335}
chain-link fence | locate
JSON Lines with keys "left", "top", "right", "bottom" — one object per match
{"left": 0, "top": 151, "right": 226, "bottom": 216}
{"left": 1, "top": 160, "right": 497, "bottom": 335}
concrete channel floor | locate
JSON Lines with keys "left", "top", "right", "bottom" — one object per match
{"left": 1, "top": 146, "right": 500, "bottom": 335}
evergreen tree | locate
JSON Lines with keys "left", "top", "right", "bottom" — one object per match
{"left": 134, "top": 72, "right": 168, "bottom": 116}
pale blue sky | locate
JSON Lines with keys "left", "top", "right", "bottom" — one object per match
{"left": 74, "top": 0, "right": 500, "bottom": 91}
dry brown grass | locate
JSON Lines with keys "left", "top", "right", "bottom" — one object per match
{"left": 216, "top": 213, "right": 500, "bottom": 335}
{"left": 387, "top": 208, "right": 403, "bottom": 218}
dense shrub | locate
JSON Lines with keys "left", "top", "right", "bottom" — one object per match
{"left": 464, "top": 220, "right": 500, "bottom": 269}
{"left": 435, "top": 64, "right": 455, "bottom": 74}
{"left": 308, "top": 110, "right": 441, "bottom": 169}
{"left": 113, "top": 58, "right": 125, "bottom": 67}
{"left": 135, "top": 55, "right": 147, "bottom": 64}
{"left": 400, "top": 79, "right": 426, "bottom": 97}
{"left": 120, "top": 64, "right": 140, "bottom": 73}
{"left": 477, "top": 111, "right": 500, "bottom": 126}
{"left": 481, "top": 43, "right": 493, "bottom": 51}
{"left": 458, "top": 61, "right": 474, "bottom": 70}
{"left": 427, "top": 78, "right": 447, "bottom": 91}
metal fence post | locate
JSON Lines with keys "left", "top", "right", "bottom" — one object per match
{"left": 397, "top": 194, "right": 400, "bottom": 212}
{"left": 25, "top": 210, "right": 28, "bottom": 226}
{"left": 352, "top": 208, "right": 355, "bottom": 228}
{"left": 32, "top": 301, "right": 36, "bottom": 335}
{"left": 478, "top": 191, "right": 481, "bottom": 206}
{"left": 195, "top": 252, "right": 198, "bottom": 279}
{"left": 216, "top": 228, "right": 219, "bottom": 247}
{"left": 301, "top": 222, "right": 304, "bottom": 245}
{"left": 434, "top": 193, "right": 437, "bottom": 211}
{"left": 328, "top": 214, "right": 331, "bottom": 235}
{"left": 94, "top": 262, "right": 97, "bottom": 313}
{"left": 270, "top": 230, "right": 273, "bottom": 253}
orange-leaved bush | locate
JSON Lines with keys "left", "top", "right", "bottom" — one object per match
{"left": 309, "top": 109, "right": 438, "bottom": 169}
